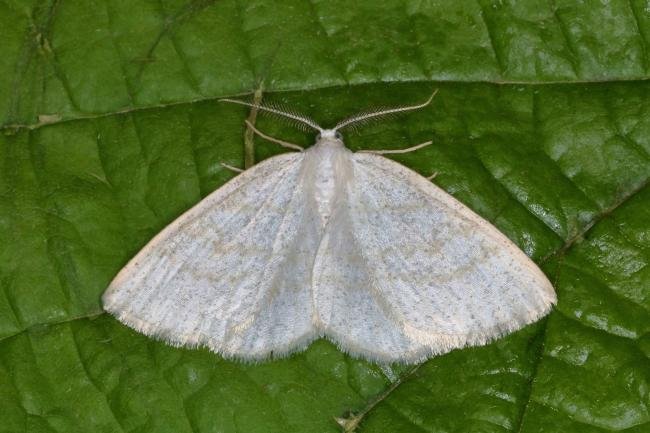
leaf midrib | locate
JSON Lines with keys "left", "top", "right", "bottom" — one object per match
{"left": 3, "top": 77, "right": 650, "bottom": 133}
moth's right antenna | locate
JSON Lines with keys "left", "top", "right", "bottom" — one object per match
{"left": 219, "top": 98, "right": 324, "bottom": 133}
{"left": 334, "top": 89, "right": 438, "bottom": 132}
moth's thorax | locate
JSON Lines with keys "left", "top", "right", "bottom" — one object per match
{"left": 307, "top": 135, "right": 351, "bottom": 227}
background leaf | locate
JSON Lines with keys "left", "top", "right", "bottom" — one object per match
{"left": 1, "top": 1, "right": 648, "bottom": 432}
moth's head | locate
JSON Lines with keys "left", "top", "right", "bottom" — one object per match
{"left": 315, "top": 129, "right": 344, "bottom": 147}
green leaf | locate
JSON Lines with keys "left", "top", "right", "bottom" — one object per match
{"left": 1, "top": 1, "right": 648, "bottom": 432}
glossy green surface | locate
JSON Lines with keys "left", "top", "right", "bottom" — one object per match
{"left": 0, "top": 1, "right": 648, "bottom": 432}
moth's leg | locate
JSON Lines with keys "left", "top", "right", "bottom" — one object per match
{"left": 221, "top": 162, "right": 244, "bottom": 173}
{"left": 426, "top": 171, "right": 438, "bottom": 180}
{"left": 358, "top": 140, "right": 432, "bottom": 155}
{"left": 244, "top": 120, "right": 304, "bottom": 151}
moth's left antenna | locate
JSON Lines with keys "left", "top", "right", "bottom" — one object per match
{"left": 220, "top": 98, "right": 323, "bottom": 133}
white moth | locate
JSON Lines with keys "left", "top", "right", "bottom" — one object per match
{"left": 102, "top": 93, "right": 556, "bottom": 364}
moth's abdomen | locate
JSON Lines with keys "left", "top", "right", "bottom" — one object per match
{"left": 313, "top": 155, "right": 338, "bottom": 227}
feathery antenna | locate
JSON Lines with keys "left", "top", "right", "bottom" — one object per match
{"left": 221, "top": 89, "right": 438, "bottom": 135}
{"left": 220, "top": 98, "right": 323, "bottom": 132}
{"left": 334, "top": 90, "right": 438, "bottom": 131}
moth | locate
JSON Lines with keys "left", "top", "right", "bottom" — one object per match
{"left": 103, "top": 92, "right": 556, "bottom": 364}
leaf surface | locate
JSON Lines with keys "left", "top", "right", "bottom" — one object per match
{"left": 1, "top": 1, "right": 648, "bottom": 432}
